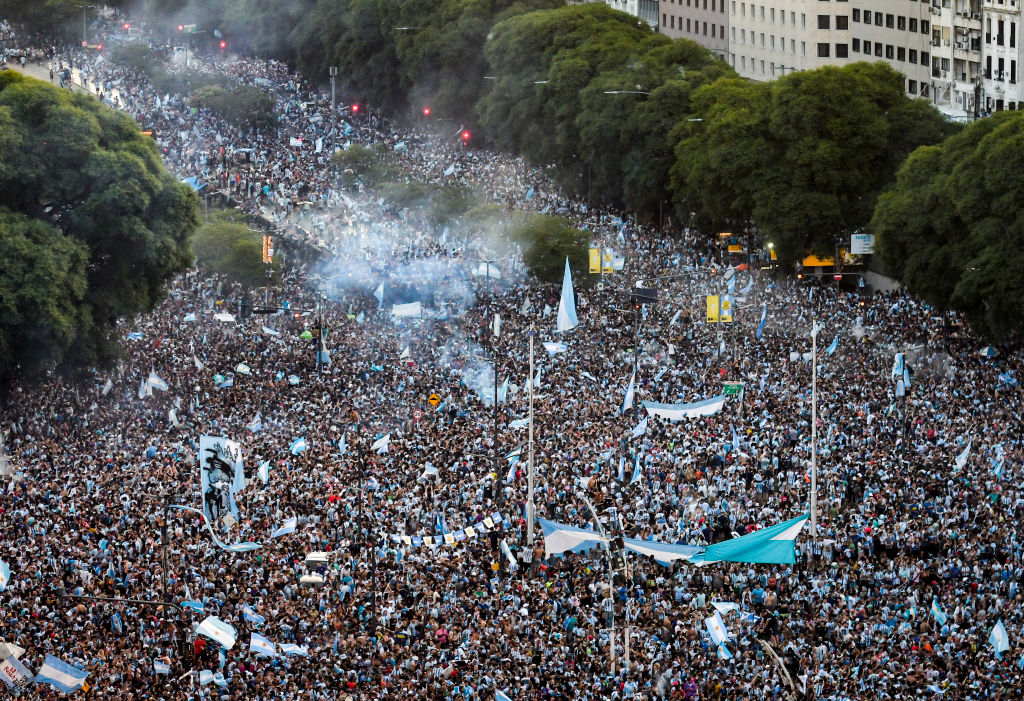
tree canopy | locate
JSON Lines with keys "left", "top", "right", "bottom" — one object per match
{"left": 192, "top": 212, "right": 279, "bottom": 288}
{"left": 872, "top": 110, "right": 1024, "bottom": 341}
{"left": 0, "top": 71, "right": 198, "bottom": 382}
{"left": 512, "top": 214, "right": 591, "bottom": 285}
{"left": 478, "top": 4, "right": 732, "bottom": 212}
{"left": 671, "top": 62, "right": 958, "bottom": 262}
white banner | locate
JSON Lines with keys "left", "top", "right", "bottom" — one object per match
{"left": 392, "top": 302, "right": 422, "bottom": 318}
{"left": 850, "top": 233, "right": 875, "bottom": 255}
{"left": 199, "top": 436, "right": 244, "bottom": 526}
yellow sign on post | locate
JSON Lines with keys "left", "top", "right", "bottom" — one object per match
{"left": 589, "top": 248, "right": 601, "bottom": 274}
{"left": 706, "top": 295, "right": 720, "bottom": 323}
{"left": 720, "top": 295, "right": 733, "bottom": 323}
{"left": 601, "top": 249, "right": 614, "bottom": 274}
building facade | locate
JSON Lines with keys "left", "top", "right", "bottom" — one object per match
{"left": 603, "top": 0, "right": 1021, "bottom": 116}
{"left": 661, "top": 0, "right": 730, "bottom": 58}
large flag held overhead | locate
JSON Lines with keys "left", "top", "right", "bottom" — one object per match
{"left": 555, "top": 257, "right": 578, "bottom": 332}
{"left": 0, "top": 559, "right": 10, "bottom": 591}
{"left": 195, "top": 616, "right": 237, "bottom": 649}
{"left": 930, "top": 599, "right": 948, "bottom": 626}
{"left": 705, "top": 612, "right": 730, "bottom": 646}
{"left": 756, "top": 304, "right": 767, "bottom": 340}
{"left": 271, "top": 516, "right": 298, "bottom": 538}
{"left": 249, "top": 632, "right": 277, "bottom": 658}
{"left": 991, "top": 619, "right": 1010, "bottom": 657}
{"left": 198, "top": 436, "right": 245, "bottom": 527}
{"left": 35, "top": 655, "right": 88, "bottom": 693}
{"left": 690, "top": 513, "right": 809, "bottom": 565}
{"left": 643, "top": 396, "right": 725, "bottom": 420}
{"left": 374, "top": 282, "right": 384, "bottom": 310}
{"left": 371, "top": 434, "right": 391, "bottom": 454}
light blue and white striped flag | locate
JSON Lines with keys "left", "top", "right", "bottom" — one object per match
{"left": 496, "top": 691, "right": 514, "bottom": 701}
{"left": 35, "top": 655, "right": 88, "bottom": 693}
{"left": 249, "top": 632, "right": 277, "bottom": 658}
{"left": 826, "top": 335, "right": 839, "bottom": 356}
{"left": 289, "top": 437, "right": 307, "bottom": 455}
{"left": 195, "top": 616, "right": 237, "bottom": 649}
{"left": 0, "top": 559, "right": 10, "bottom": 591}
{"left": 279, "top": 643, "right": 308, "bottom": 657}
{"left": 930, "top": 599, "right": 947, "bottom": 626}
{"left": 258, "top": 460, "right": 270, "bottom": 485}
{"left": 756, "top": 304, "right": 767, "bottom": 340}
{"left": 621, "top": 370, "right": 635, "bottom": 414}
{"left": 271, "top": 516, "right": 297, "bottom": 538}
{"left": 990, "top": 619, "right": 1010, "bottom": 658}
{"left": 242, "top": 604, "right": 265, "bottom": 625}
{"left": 153, "top": 660, "right": 170, "bottom": 675}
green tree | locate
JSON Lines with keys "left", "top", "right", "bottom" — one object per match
{"left": 190, "top": 85, "right": 276, "bottom": 131}
{"left": 332, "top": 143, "right": 397, "bottom": 189}
{"left": 0, "top": 208, "right": 89, "bottom": 380}
{"left": 192, "top": 212, "right": 279, "bottom": 288}
{"left": 671, "top": 62, "right": 957, "bottom": 262}
{"left": 512, "top": 214, "right": 590, "bottom": 284}
{"left": 872, "top": 110, "right": 1024, "bottom": 340}
{"left": 0, "top": 72, "right": 198, "bottom": 381}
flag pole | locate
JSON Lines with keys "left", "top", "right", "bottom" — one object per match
{"left": 527, "top": 324, "right": 536, "bottom": 547}
{"left": 810, "top": 320, "right": 819, "bottom": 563}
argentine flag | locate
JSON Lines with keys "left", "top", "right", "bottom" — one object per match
{"left": 555, "top": 257, "right": 578, "bottom": 332}
{"left": 0, "top": 559, "right": 10, "bottom": 591}
{"left": 826, "top": 335, "right": 839, "bottom": 356}
{"left": 704, "top": 612, "right": 729, "bottom": 646}
{"left": 371, "top": 434, "right": 390, "bottom": 454}
{"left": 147, "top": 371, "right": 169, "bottom": 392}
{"left": 271, "top": 516, "right": 297, "bottom": 538}
{"left": 990, "top": 619, "right": 1010, "bottom": 658}
{"left": 36, "top": 655, "right": 88, "bottom": 693}
{"left": 289, "top": 437, "right": 307, "bottom": 455}
{"left": 630, "top": 454, "right": 641, "bottom": 484}
{"left": 930, "top": 599, "right": 948, "bottom": 626}
{"left": 279, "top": 643, "right": 308, "bottom": 657}
{"left": 257, "top": 461, "right": 270, "bottom": 485}
{"left": 756, "top": 304, "right": 767, "bottom": 340}
{"left": 195, "top": 616, "right": 237, "bottom": 649}
{"left": 249, "top": 632, "right": 277, "bottom": 658}
{"left": 153, "top": 659, "right": 170, "bottom": 675}
{"left": 952, "top": 438, "right": 972, "bottom": 472}
{"left": 242, "top": 604, "right": 265, "bottom": 625}
{"left": 496, "top": 691, "right": 514, "bottom": 701}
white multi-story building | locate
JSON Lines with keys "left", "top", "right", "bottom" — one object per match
{"left": 604, "top": 0, "right": 1020, "bottom": 116}
{"left": 980, "top": 0, "right": 1023, "bottom": 112}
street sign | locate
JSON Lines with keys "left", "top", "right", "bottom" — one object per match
{"left": 428, "top": 394, "right": 440, "bottom": 406}
{"left": 720, "top": 295, "right": 733, "bottom": 323}
{"left": 706, "top": 295, "right": 720, "bottom": 323}
{"left": 412, "top": 409, "right": 423, "bottom": 421}
{"left": 723, "top": 382, "right": 744, "bottom": 396}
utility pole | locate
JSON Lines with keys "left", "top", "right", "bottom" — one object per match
{"left": 809, "top": 321, "right": 819, "bottom": 567}
{"left": 329, "top": 66, "right": 338, "bottom": 113}
{"left": 578, "top": 492, "right": 615, "bottom": 676}
{"left": 526, "top": 325, "right": 536, "bottom": 546}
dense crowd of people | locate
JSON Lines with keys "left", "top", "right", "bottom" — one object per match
{"left": 1, "top": 15, "right": 1023, "bottom": 701}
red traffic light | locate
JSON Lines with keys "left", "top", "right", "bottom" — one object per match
{"left": 461, "top": 130, "right": 470, "bottom": 141}
{"left": 177, "top": 24, "right": 184, "bottom": 31}
{"left": 123, "top": 23, "right": 130, "bottom": 30}
{"left": 351, "top": 104, "right": 360, "bottom": 113}
{"left": 422, "top": 107, "right": 431, "bottom": 116}
{"left": 96, "top": 44, "right": 102, "bottom": 51}
{"left": 219, "top": 41, "right": 226, "bottom": 49}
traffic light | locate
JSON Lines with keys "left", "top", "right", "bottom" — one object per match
{"left": 123, "top": 23, "right": 130, "bottom": 31}
{"left": 422, "top": 107, "right": 431, "bottom": 117}
{"left": 219, "top": 41, "right": 226, "bottom": 50}
{"left": 351, "top": 104, "right": 360, "bottom": 114}
{"left": 177, "top": 24, "right": 184, "bottom": 31}
{"left": 96, "top": 44, "right": 102, "bottom": 51}
{"left": 461, "top": 130, "right": 471, "bottom": 143}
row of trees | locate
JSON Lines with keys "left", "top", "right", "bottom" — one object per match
{"left": 0, "top": 71, "right": 198, "bottom": 383}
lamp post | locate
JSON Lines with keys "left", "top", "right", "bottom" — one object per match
{"left": 329, "top": 66, "right": 338, "bottom": 113}
{"left": 526, "top": 325, "right": 536, "bottom": 546}
{"left": 73, "top": 4, "right": 95, "bottom": 46}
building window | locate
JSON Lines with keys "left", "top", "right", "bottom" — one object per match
{"left": 836, "top": 15, "right": 848, "bottom": 30}
{"left": 909, "top": 18, "right": 917, "bottom": 33}
{"left": 662, "top": 13, "right": 667, "bottom": 26}
{"left": 875, "top": 13, "right": 883, "bottom": 27}
{"left": 909, "top": 49, "right": 917, "bottom": 63}
{"left": 908, "top": 79, "right": 917, "bottom": 94}
{"left": 885, "top": 14, "right": 894, "bottom": 29}
{"left": 922, "top": 20, "right": 929, "bottom": 35}
{"left": 688, "top": 18, "right": 692, "bottom": 32}
{"left": 670, "top": 15, "right": 675, "bottom": 29}
{"left": 852, "top": 8, "right": 860, "bottom": 21}
{"left": 863, "top": 11, "right": 871, "bottom": 24}
{"left": 897, "top": 46, "right": 905, "bottom": 61}
{"left": 818, "top": 42, "right": 831, "bottom": 57}
{"left": 897, "top": 16, "right": 906, "bottom": 31}
{"left": 863, "top": 40, "right": 871, "bottom": 54}
{"left": 885, "top": 44, "right": 894, "bottom": 59}
{"left": 818, "top": 15, "right": 830, "bottom": 30}
{"left": 874, "top": 43, "right": 883, "bottom": 57}
{"left": 836, "top": 43, "right": 848, "bottom": 58}
{"left": 921, "top": 51, "right": 929, "bottom": 66}
{"left": 852, "top": 38, "right": 860, "bottom": 52}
